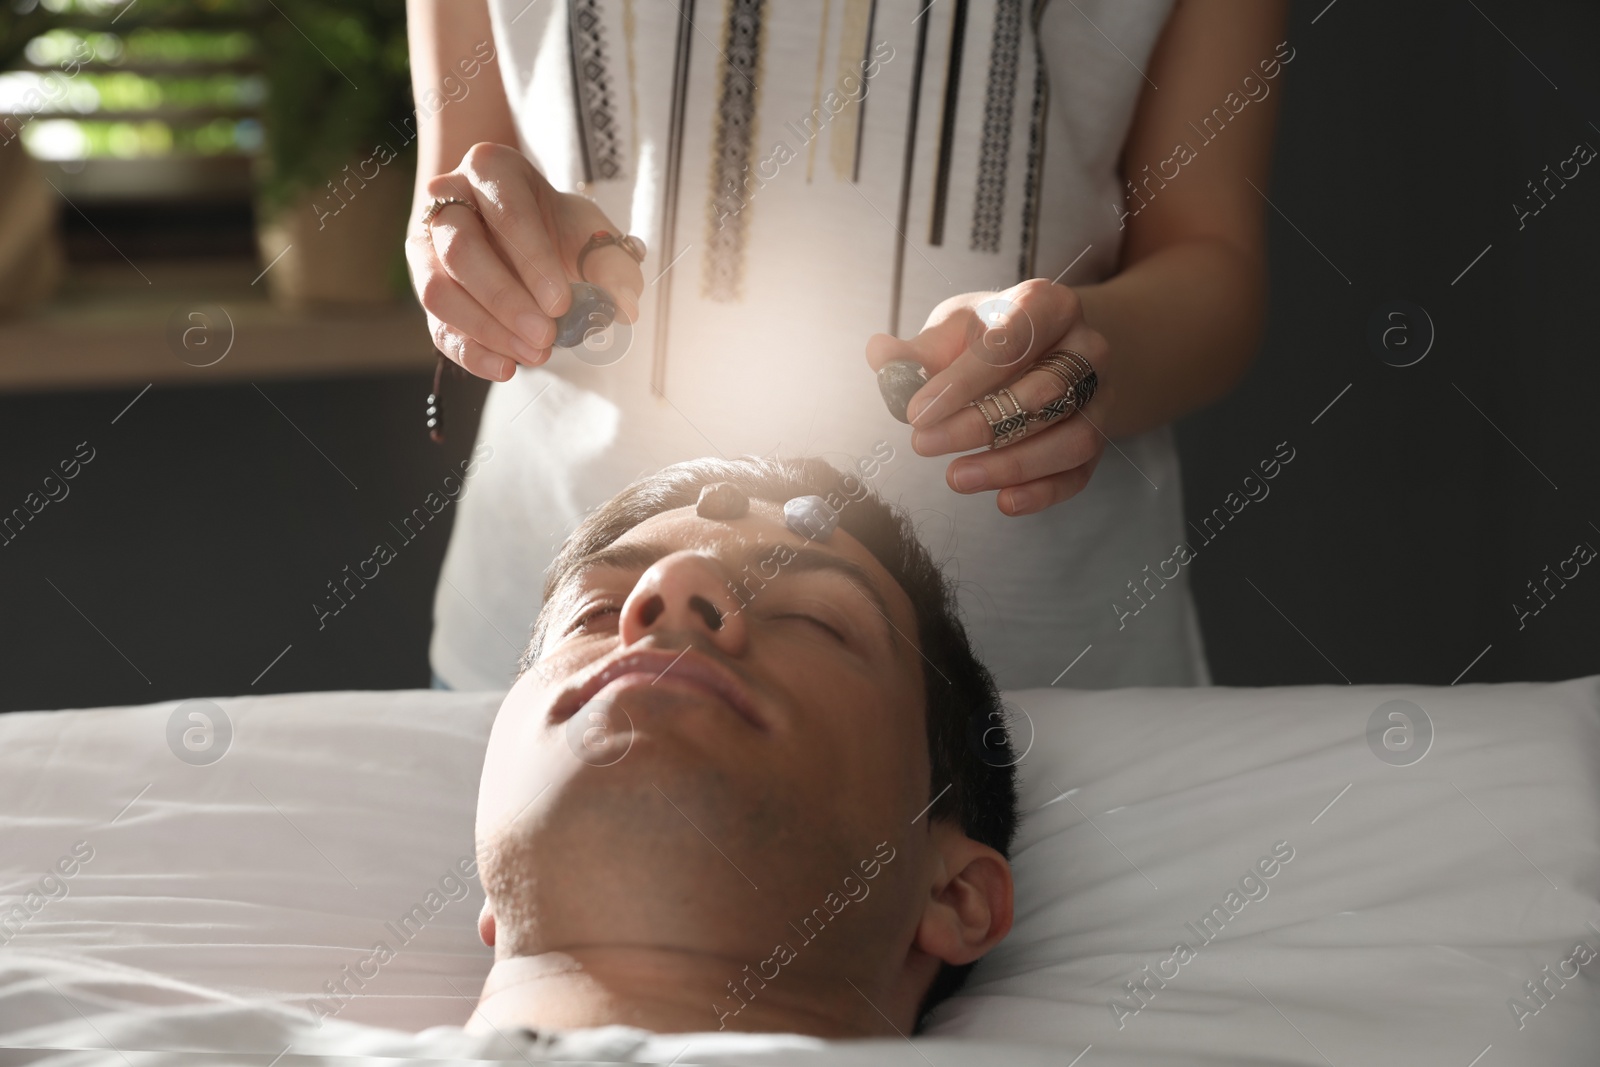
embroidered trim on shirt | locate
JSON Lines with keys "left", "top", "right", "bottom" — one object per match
{"left": 568, "top": 0, "right": 624, "bottom": 182}
{"left": 703, "top": 0, "right": 767, "bottom": 303}
{"left": 622, "top": 0, "right": 641, "bottom": 165}
{"left": 1016, "top": 0, "right": 1051, "bottom": 281}
{"left": 970, "top": 0, "right": 1022, "bottom": 253}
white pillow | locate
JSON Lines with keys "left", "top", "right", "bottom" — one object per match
{"left": 943, "top": 677, "right": 1600, "bottom": 1066}
{"left": 1, "top": 678, "right": 1597, "bottom": 1065}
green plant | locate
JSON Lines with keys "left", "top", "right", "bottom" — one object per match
{"left": 255, "top": 0, "right": 413, "bottom": 219}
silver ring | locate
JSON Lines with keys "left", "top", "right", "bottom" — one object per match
{"left": 1028, "top": 358, "right": 1078, "bottom": 423}
{"left": 576, "top": 230, "right": 648, "bottom": 282}
{"left": 969, "top": 389, "right": 1029, "bottom": 449}
{"left": 420, "top": 196, "right": 478, "bottom": 230}
{"left": 1025, "top": 351, "right": 1098, "bottom": 423}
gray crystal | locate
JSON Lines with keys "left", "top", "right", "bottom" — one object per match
{"left": 783, "top": 495, "right": 838, "bottom": 542}
{"left": 554, "top": 282, "right": 617, "bottom": 349}
{"left": 877, "top": 359, "right": 928, "bottom": 424}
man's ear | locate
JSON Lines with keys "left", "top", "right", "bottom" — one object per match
{"left": 478, "top": 899, "right": 496, "bottom": 948}
{"left": 912, "top": 821, "right": 1014, "bottom": 967}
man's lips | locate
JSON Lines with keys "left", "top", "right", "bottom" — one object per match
{"left": 548, "top": 647, "right": 767, "bottom": 732}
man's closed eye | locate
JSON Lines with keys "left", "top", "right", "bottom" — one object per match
{"left": 772, "top": 613, "right": 846, "bottom": 643}
{"left": 568, "top": 603, "right": 621, "bottom": 634}
{"left": 567, "top": 599, "right": 847, "bottom": 644}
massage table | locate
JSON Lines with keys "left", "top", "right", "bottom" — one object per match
{"left": 2, "top": 677, "right": 1597, "bottom": 1064}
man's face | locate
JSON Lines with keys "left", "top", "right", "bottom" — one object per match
{"left": 476, "top": 496, "right": 932, "bottom": 972}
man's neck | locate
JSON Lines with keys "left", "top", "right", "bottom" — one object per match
{"left": 469, "top": 947, "right": 897, "bottom": 1038}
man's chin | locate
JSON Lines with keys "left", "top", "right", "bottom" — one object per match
{"left": 477, "top": 757, "right": 788, "bottom": 952}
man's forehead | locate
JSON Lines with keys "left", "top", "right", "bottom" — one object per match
{"left": 615, "top": 500, "right": 861, "bottom": 568}
{"left": 616, "top": 499, "right": 788, "bottom": 549}
{"left": 585, "top": 501, "right": 918, "bottom": 634}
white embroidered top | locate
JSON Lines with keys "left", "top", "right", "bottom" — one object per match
{"left": 430, "top": 0, "right": 1211, "bottom": 691}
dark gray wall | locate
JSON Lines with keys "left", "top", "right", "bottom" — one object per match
{"left": 0, "top": 375, "right": 490, "bottom": 713}
{"left": 1176, "top": 0, "right": 1599, "bottom": 686}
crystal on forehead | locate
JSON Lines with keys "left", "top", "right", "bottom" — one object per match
{"left": 783, "top": 494, "right": 839, "bottom": 542}
{"left": 695, "top": 481, "right": 748, "bottom": 520}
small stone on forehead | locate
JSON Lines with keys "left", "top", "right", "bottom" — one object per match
{"left": 695, "top": 481, "right": 749, "bottom": 520}
{"left": 784, "top": 494, "right": 838, "bottom": 542}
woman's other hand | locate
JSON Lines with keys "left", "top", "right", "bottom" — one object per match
{"left": 406, "top": 144, "right": 645, "bottom": 382}
{"left": 865, "top": 280, "right": 1113, "bottom": 517}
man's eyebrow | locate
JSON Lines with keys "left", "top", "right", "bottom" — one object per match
{"left": 569, "top": 539, "right": 678, "bottom": 580}
{"left": 562, "top": 539, "right": 900, "bottom": 646}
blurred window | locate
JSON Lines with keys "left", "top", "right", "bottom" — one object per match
{"left": 0, "top": 0, "right": 265, "bottom": 259}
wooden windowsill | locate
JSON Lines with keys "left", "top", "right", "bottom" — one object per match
{"left": 0, "top": 257, "right": 437, "bottom": 394}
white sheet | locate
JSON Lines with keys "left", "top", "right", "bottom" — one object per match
{"left": 0, "top": 949, "right": 1244, "bottom": 1067}
{"left": 2, "top": 678, "right": 1598, "bottom": 1066}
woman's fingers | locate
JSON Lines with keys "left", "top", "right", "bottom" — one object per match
{"left": 902, "top": 279, "right": 1082, "bottom": 426}
{"left": 425, "top": 202, "right": 556, "bottom": 355}
{"left": 441, "top": 144, "right": 573, "bottom": 319}
{"left": 564, "top": 197, "right": 647, "bottom": 322}
{"left": 868, "top": 278, "right": 1113, "bottom": 518}
{"left": 863, "top": 321, "right": 974, "bottom": 431}
{"left": 427, "top": 312, "right": 517, "bottom": 381}
{"left": 912, "top": 323, "right": 1107, "bottom": 456}
{"left": 992, "top": 450, "right": 1104, "bottom": 517}
{"left": 414, "top": 141, "right": 640, "bottom": 370}
{"left": 914, "top": 312, "right": 1113, "bottom": 514}
{"left": 408, "top": 221, "right": 552, "bottom": 378}
{"left": 943, "top": 412, "right": 1105, "bottom": 508}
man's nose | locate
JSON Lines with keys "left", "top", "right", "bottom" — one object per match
{"left": 618, "top": 551, "right": 747, "bottom": 653}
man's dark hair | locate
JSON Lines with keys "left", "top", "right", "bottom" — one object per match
{"left": 520, "top": 455, "right": 1019, "bottom": 1031}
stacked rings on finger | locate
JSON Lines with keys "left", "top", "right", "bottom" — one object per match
{"left": 969, "top": 387, "right": 1030, "bottom": 449}
{"left": 1026, "top": 351, "right": 1098, "bottom": 425}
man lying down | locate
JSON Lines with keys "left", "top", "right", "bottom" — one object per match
{"left": 470, "top": 454, "right": 1019, "bottom": 1040}
{"left": 0, "top": 455, "right": 1020, "bottom": 1063}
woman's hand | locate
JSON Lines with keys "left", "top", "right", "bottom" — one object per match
{"left": 865, "top": 279, "right": 1114, "bottom": 517}
{"left": 405, "top": 142, "right": 646, "bottom": 382}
